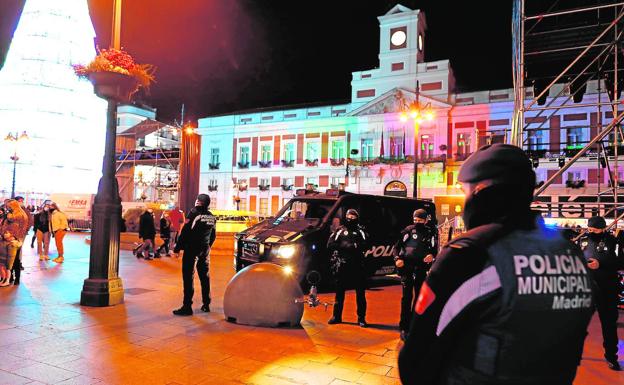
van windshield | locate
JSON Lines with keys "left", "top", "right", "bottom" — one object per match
{"left": 275, "top": 199, "right": 335, "bottom": 221}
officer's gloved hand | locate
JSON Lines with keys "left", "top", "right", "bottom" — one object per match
{"left": 587, "top": 258, "right": 600, "bottom": 270}
{"left": 395, "top": 259, "right": 405, "bottom": 268}
{"left": 423, "top": 254, "right": 434, "bottom": 263}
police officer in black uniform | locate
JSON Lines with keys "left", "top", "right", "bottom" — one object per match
{"left": 172, "top": 194, "right": 217, "bottom": 316}
{"left": 399, "top": 144, "right": 594, "bottom": 385}
{"left": 578, "top": 215, "right": 623, "bottom": 370}
{"left": 327, "top": 208, "right": 369, "bottom": 327}
{"left": 394, "top": 208, "right": 437, "bottom": 341}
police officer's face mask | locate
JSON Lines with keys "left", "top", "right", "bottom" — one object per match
{"left": 588, "top": 228, "right": 604, "bottom": 240}
{"left": 413, "top": 218, "right": 426, "bottom": 228}
{"left": 345, "top": 214, "right": 358, "bottom": 226}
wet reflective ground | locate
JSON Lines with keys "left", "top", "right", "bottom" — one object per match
{"left": 0, "top": 233, "right": 621, "bottom": 384}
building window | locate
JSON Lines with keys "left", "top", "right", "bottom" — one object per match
{"left": 240, "top": 146, "right": 250, "bottom": 164}
{"left": 566, "top": 127, "right": 584, "bottom": 149}
{"left": 527, "top": 130, "right": 543, "bottom": 151}
{"left": 307, "top": 177, "right": 318, "bottom": 187}
{"left": 239, "top": 198, "right": 247, "bottom": 211}
{"left": 331, "top": 177, "right": 344, "bottom": 189}
{"left": 390, "top": 135, "right": 404, "bottom": 158}
{"left": 566, "top": 171, "right": 582, "bottom": 181}
{"left": 209, "top": 197, "right": 217, "bottom": 210}
{"left": 283, "top": 142, "right": 295, "bottom": 162}
{"left": 210, "top": 148, "right": 220, "bottom": 165}
{"left": 457, "top": 133, "right": 471, "bottom": 157}
{"left": 306, "top": 142, "right": 319, "bottom": 161}
{"left": 259, "top": 198, "right": 269, "bottom": 216}
{"left": 260, "top": 178, "right": 269, "bottom": 187}
{"left": 331, "top": 141, "right": 345, "bottom": 159}
{"left": 261, "top": 144, "right": 271, "bottom": 162}
{"left": 421, "top": 135, "right": 434, "bottom": 159}
{"left": 361, "top": 138, "right": 374, "bottom": 160}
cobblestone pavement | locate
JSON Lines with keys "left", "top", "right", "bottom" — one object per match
{"left": 0, "top": 232, "right": 621, "bottom": 385}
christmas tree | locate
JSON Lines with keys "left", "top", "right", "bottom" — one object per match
{"left": 0, "top": 0, "right": 107, "bottom": 199}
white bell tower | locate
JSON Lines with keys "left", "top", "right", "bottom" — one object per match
{"left": 351, "top": 4, "right": 454, "bottom": 106}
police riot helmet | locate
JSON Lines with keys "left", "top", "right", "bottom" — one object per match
{"left": 196, "top": 193, "right": 211, "bottom": 207}
{"left": 458, "top": 144, "right": 536, "bottom": 229}
{"left": 413, "top": 209, "right": 428, "bottom": 220}
{"left": 587, "top": 216, "right": 606, "bottom": 229}
{"left": 345, "top": 208, "right": 359, "bottom": 219}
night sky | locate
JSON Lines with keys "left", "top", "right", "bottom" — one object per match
{"left": 0, "top": 1, "right": 512, "bottom": 124}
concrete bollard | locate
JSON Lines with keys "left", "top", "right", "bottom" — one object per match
{"left": 223, "top": 262, "right": 304, "bottom": 327}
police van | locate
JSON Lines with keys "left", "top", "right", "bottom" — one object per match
{"left": 233, "top": 190, "right": 437, "bottom": 286}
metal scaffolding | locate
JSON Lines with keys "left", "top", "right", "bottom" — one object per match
{"left": 512, "top": 0, "right": 624, "bottom": 221}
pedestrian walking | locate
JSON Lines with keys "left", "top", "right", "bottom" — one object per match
{"left": 34, "top": 202, "right": 51, "bottom": 261}
{"left": 0, "top": 199, "right": 29, "bottom": 286}
{"left": 168, "top": 206, "right": 185, "bottom": 254}
{"left": 577, "top": 216, "right": 623, "bottom": 371}
{"left": 156, "top": 212, "right": 172, "bottom": 256}
{"left": 49, "top": 202, "right": 69, "bottom": 263}
{"left": 136, "top": 208, "right": 156, "bottom": 260}
{"left": 399, "top": 144, "right": 594, "bottom": 385}
{"left": 172, "top": 194, "right": 216, "bottom": 316}
{"left": 394, "top": 208, "right": 437, "bottom": 341}
{"left": 327, "top": 208, "right": 369, "bottom": 327}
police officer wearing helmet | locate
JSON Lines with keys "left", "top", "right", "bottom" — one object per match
{"left": 399, "top": 144, "right": 594, "bottom": 385}
{"left": 327, "top": 208, "right": 369, "bottom": 327}
{"left": 172, "top": 194, "right": 217, "bottom": 316}
{"left": 577, "top": 215, "right": 623, "bottom": 370}
{"left": 394, "top": 208, "right": 437, "bottom": 341}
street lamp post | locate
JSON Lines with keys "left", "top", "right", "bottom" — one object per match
{"left": 4, "top": 131, "right": 28, "bottom": 199}
{"left": 80, "top": 0, "right": 125, "bottom": 307}
{"left": 399, "top": 81, "right": 435, "bottom": 199}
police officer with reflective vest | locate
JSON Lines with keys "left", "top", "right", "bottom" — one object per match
{"left": 327, "top": 208, "right": 369, "bottom": 327}
{"left": 577, "top": 216, "right": 623, "bottom": 371}
{"left": 172, "top": 194, "right": 217, "bottom": 316}
{"left": 399, "top": 144, "right": 594, "bottom": 385}
{"left": 394, "top": 209, "right": 437, "bottom": 341}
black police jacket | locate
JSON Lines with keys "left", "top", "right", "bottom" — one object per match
{"left": 394, "top": 224, "right": 437, "bottom": 274}
{"left": 398, "top": 217, "right": 594, "bottom": 385}
{"left": 174, "top": 206, "right": 216, "bottom": 254}
{"left": 578, "top": 232, "right": 624, "bottom": 287}
{"left": 327, "top": 224, "right": 368, "bottom": 272}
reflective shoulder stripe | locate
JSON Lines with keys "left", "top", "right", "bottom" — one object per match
{"left": 335, "top": 231, "right": 341, "bottom": 241}
{"left": 436, "top": 265, "right": 501, "bottom": 336}
{"left": 359, "top": 230, "right": 366, "bottom": 240}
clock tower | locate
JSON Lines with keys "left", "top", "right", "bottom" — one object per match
{"left": 351, "top": 4, "right": 454, "bottom": 105}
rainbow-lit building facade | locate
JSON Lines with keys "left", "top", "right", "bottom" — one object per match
{"left": 198, "top": 4, "right": 616, "bottom": 219}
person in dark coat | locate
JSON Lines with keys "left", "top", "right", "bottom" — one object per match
{"left": 172, "top": 194, "right": 217, "bottom": 316}
{"left": 394, "top": 208, "right": 437, "bottom": 341}
{"left": 156, "top": 212, "right": 172, "bottom": 256}
{"left": 137, "top": 208, "right": 156, "bottom": 260}
{"left": 399, "top": 144, "right": 594, "bottom": 385}
{"left": 327, "top": 208, "right": 369, "bottom": 327}
{"left": 577, "top": 215, "right": 623, "bottom": 371}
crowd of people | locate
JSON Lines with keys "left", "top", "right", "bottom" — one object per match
{"left": 133, "top": 206, "right": 185, "bottom": 260}
{"left": 0, "top": 197, "right": 68, "bottom": 286}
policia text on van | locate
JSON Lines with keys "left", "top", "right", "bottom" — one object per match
{"left": 233, "top": 190, "right": 437, "bottom": 286}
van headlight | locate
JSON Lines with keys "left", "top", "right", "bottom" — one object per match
{"left": 276, "top": 244, "right": 296, "bottom": 259}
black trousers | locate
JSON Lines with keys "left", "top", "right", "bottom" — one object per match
{"left": 399, "top": 269, "right": 427, "bottom": 331}
{"left": 594, "top": 282, "right": 619, "bottom": 361}
{"left": 157, "top": 237, "right": 170, "bottom": 254}
{"left": 333, "top": 272, "right": 367, "bottom": 320}
{"left": 182, "top": 249, "right": 211, "bottom": 307}
{"left": 10, "top": 247, "right": 22, "bottom": 284}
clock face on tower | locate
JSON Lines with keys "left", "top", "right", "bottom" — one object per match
{"left": 390, "top": 26, "right": 407, "bottom": 49}
{"left": 391, "top": 30, "right": 406, "bottom": 46}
